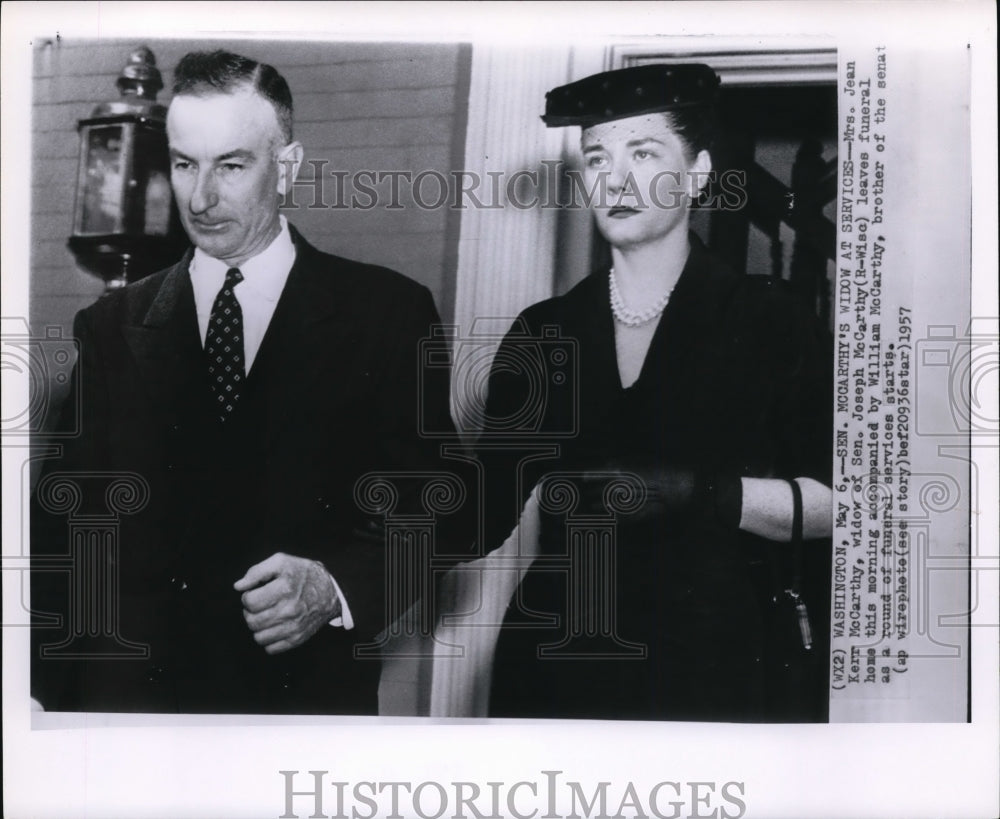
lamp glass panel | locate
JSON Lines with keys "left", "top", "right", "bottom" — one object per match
{"left": 79, "top": 125, "right": 126, "bottom": 235}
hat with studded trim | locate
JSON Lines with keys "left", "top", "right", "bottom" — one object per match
{"left": 542, "top": 63, "right": 720, "bottom": 128}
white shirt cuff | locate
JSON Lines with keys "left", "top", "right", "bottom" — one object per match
{"left": 327, "top": 572, "right": 354, "bottom": 630}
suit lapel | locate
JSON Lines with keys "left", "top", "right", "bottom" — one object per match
{"left": 244, "top": 231, "right": 360, "bottom": 448}
{"left": 122, "top": 251, "right": 214, "bottom": 429}
{"left": 121, "top": 231, "right": 361, "bottom": 442}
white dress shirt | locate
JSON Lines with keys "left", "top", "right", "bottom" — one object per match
{"left": 189, "top": 216, "right": 295, "bottom": 373}
{"left": 188, "top": 216, "right": 354, "bottom": 630}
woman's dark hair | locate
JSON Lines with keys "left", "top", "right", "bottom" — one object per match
{"left": 663, "top": 103, "right": 717, "bottom": 162}
{"left": 172, "top": 50, "right": 294, "bottom": 143}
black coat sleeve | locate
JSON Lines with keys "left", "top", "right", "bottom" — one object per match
{"left": 321, "top": 283, "right": 477, "bottom": 638}
{"left": 30, "top": 307, "right": 111, "bottom": 709}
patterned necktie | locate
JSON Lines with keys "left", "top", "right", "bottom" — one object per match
{"left": 205, "top": 267, "right": 245, "bottom": 421}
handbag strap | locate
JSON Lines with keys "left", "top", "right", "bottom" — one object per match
{"left": 765, "top": 479, "right": 813, "bottom": 650}
{"left": 787, "top": 478, "right": 813, "bottom": 650}
{"left": 766, "top": 479, "right": 804, "bottom": 596}
{"left": 789, "top": 477, "right": 803, "bottom": 591}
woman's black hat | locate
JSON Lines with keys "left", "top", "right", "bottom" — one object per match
{"left": 542, "top": 63, "right": 720, "bottom": 128}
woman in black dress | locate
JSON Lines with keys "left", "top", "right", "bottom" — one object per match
{"left": 481, "top": 64, "right": 833, "bottom": 722}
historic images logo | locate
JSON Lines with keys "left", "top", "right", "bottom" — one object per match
{"left": 278, "top": 770, "right": 748, "bottom": 819}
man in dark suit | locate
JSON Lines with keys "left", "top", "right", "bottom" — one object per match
{"left": 31, "top": 50, "right": 465, "bottom": 714}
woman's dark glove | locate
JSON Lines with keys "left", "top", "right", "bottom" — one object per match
{"left": 576, "top": 462, "right": 743, "bottom": 529}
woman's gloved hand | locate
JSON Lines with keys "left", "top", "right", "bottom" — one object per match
{"left": 576, "top": 462, "right": 743, "bottom": 529}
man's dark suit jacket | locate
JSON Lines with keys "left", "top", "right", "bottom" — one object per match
{"left": 31, "top": 226, "right": 465, "bottom": 714}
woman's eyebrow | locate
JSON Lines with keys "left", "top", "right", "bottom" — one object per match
{"left": 583, "top": 136, "right": 667, "bottom": 153}
{"left": 625, "top": 137, "right": 667, "bottom": 148}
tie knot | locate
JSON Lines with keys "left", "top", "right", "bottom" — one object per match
{"left": 226, "top": 267, "right": 244, "bottom": 286}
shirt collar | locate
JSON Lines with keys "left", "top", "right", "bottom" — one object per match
{"left": 189, "top": 215, "right": 296, "bottom": 303}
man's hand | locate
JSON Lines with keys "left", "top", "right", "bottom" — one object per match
{"left": 234, "top": 553, "right": 341, "bottom": 655}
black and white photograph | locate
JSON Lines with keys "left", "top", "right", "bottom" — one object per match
{"left": 3, "top": 2, "right": 997, "bottom": 817}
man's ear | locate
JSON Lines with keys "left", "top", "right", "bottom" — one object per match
{"left": 276, "top": 141, "right": 304, "bottom": 195}
{"left": 689, "top": 149, "right": 713, "bottom": 198}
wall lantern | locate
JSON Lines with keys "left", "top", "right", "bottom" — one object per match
{"left": 68, "top": 46, "right": 186, "bottom": 290}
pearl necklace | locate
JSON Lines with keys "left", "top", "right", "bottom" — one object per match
{"left": 609, "top": 268, "right": 674, "bottom": 327}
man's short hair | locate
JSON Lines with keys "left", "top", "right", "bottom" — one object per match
{"left": 172, "top": 50, "right": 294, "bottom": 144}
